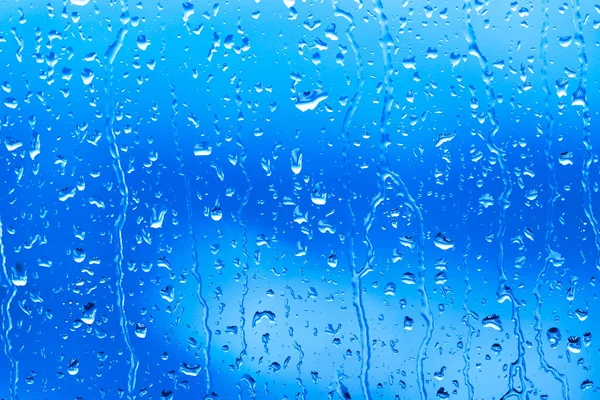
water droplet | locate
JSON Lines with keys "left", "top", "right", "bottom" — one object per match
{"left": 311, "top": 183, "right": 327, "bottom": 205}
{"left": 4, "top": 137, "right": 23, "bottom": 151}
{"left": 72, "top": 248, "right": 86, "bottom": 263}
{"left": 290, "top": 148, "right": 303, "bottom": 174}
{"left": 491, "top": 343, "right": 503, "bottom": 354}
{"left": 547, "top": 327, "right": 562, "bottom": 348}
{"left": 482, "top": 314, "right": 502, "bottom": 331}
{"left": 384, "top": 282, "right": 396, "bottom": 296}
{"left": 81, "top": 303, "right": 96, "bottom": 325}
{"left": 558, "top": 36, "right": 572, "bottom": 47}
{"left": 295, "top": 89, "right": 328, "bottom": 112}
{"left": 436, "top": 387, "right": 450, "bottom": 399}
{"left": 193, "top": 142, "right": 213, "bottom": 156}
{"left": 581, "top": 380, "right": 594, "bottom": 391}
{"left": 81, "top": 68, "right": 94, "bottom": 85}
{"left": 180, "top": 363, "right": 201, "bottom": 376}
{"left": 575, "top": 308, "right": 588, "bottom": 321}
{"left": 327, "top": 252, "right": 338, "bottom": 268}
{"left": 567, "top": 336, "right": 582, "bottom": 353}
{"left": 434, "top": 233, "right": 455, "bottom": 250}
{"left": 401, "top": 272, "right": 416, "bottom": 285}
{"left": 4, "top": 97, "right": 18, "bottom": 109}
{"left": 399, "top": 236, "right": 415, "bottom": 249}
{"left": 135, "top": 324, "right": 148, "bottom": 339}
{"left": 571, "top": 86, "right": 588, "bottom": 107}
{"left": 404, "top": 316, "right": 414, "bottom": 330}
{"left": 150, "top": 206, "right": 168, "bottom": 229}
{"left": 12, "top": 263, "right": 27, "bottom": 287}
{"left": 67, "top": 359, "right": 80, "bottom": 376}
{"left": 136, "top": 35, "right": 151, "bottom": 51}
{"left": 160, "top": 286, "right": 175, "bottom": 302}
{"left": 210, "top": 206, "right": 223, "bottom": 221}
{"left": 252, "top": 310, "right": 276, "bottom": 327}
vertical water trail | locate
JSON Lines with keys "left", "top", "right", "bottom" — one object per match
{"left": 356, "top": 1, "right": 392, "bottom": 398}
{"left": 532, "top": 0, "right": 570, "bottom": 397}
{"left": 570, "top": 0, "right": 599, "bottom": 268}
{"left": 233, "top": 77, "right": 252, "bottom": 373}
{"left": 169, "top": 86, "right": 213, "bottom": 394}
{"left": 462, "top": 2, "right": 530, "bottom": 398}
{"left": 503, "top": 302, "right": 529, "bottom": 399}
{"left": 0, "top": 218, "right": 18, "bottom": 400}
{"left": 236, "top": 374, "right": 256, "bottom": 400}
{"left": 410, "top": 184, "right": 434, "bottom": 400}
{"left": 105, "top": 71, "right": 137, "bottom": 400}
{"left": 104, "top": 8, "right": 137, "bottom": 396}
{"left": 462, "top": 0, "right": 510, "bottom": 285}
{"left": 294, "top": 341, "right": 307, "bottom": 399}
{"left": 461, "top": 239, "right": 475, "bottom": 400}
{"left": 331, "top": 1, "right": 367, "bottom": 398}
{"left": 370, "top": 1, "right": 434, "bottom": 398}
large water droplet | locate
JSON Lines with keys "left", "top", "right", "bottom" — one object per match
{"left": 295, "top": 89, "right": 328, "bottom": 112}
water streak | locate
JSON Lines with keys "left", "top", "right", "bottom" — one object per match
{"left": 294, "top": 341, "right": 307, "bottom": 399}
{"left": 411, "top": 185, "right": 434, "bottom": 400}
{"left": 0, "top": 218, "right": 18, "bottom": 400}
{"left": 371, "top": 1, "right": 434, "bottom": 398}
{"left": 169, "top": 86, "right": 213, "bottom": 394}
{"left": 461, "top": 239, "right": 475, "bottom": 400}
{"left": 234, "top": 77, "right": 253, "bottom": 373}
{"left": 462, "top": 2, "right": 530, "bottom": 397}
{"left": 103, "top": 1, "right": 138, "bottom": 397}
{"left": 331, "top": 1, "right": 368, "bottom": 398}
{"left": 104, "top": 56, "right": 138, "bottom": 400}
{"left": 570, "top": 0, "right": 599, "bottom": 269}
{"left": 532, "top": 0, "right": 570, "bottom": 397}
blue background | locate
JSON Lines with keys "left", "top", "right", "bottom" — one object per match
{"left": 0, "top": 0, "right": 599, "bottom": 399}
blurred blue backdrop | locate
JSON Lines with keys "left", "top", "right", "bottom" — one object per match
{"left": 0, "top": 0, "right": 599, "bottom": 399}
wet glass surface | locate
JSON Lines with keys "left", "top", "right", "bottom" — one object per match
{"left": 0, "top": 0, "right": 599, "bottom": 399}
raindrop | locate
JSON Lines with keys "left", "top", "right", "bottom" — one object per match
{"left": 482, "top": 314, "right": 502, "bottom": 331}
{"left": 295, "top": 89, "right": 328, "bottom": 112}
